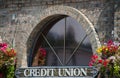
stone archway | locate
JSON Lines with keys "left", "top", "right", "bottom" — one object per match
{"left": 19, "top": 5, "right": 101, "bottom": 67}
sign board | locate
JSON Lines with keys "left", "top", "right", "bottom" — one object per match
{"left": 15, "top": 66, "right": 98, "bottom": 78}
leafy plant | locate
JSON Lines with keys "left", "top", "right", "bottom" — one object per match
{"left": 89, "top": 40, "right": 120, "bottom": 77}
{"left": 0, "top": 42, "right": 16, "bottom": 78}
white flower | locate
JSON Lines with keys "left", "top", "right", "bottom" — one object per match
{"left": 109, "top": 56, "right": 116, "bottom": 60}
{"left": 108, "top": 56, "right": 116, "bottom": 63}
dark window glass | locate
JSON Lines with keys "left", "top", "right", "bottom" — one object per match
{"left": 41, "top": 17, "right": 92, "bottom": 66}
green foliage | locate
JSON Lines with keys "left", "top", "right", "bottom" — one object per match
{"left": 6, "top": 65, "right": 15, "bottom": 78}
{"left": 113, "top": 64, "right": 120, "bottom": 77}
{"left": 100, "top": 66, "right": 106, "bottom": 74}
{"left": 0, "top": 65, "right": 15, "bottom": 78}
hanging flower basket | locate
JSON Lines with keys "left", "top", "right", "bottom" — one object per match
{"left": 89, "top": 40, "right": 120, "bottom": 78}
{"left": 0, "top": 43, "right": 16, "bottom": 78}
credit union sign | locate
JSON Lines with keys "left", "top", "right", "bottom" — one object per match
{"left": 15, "top": 66, "right": 98, "bottom": 78}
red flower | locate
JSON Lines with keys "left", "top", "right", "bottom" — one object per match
{"left": 39, "top": 48, "right": 46, "bottom": 57}
{"left": 92, "top": 54, "right": 98, "bottom": 60}
{"left": 107, "top": 40, "right": 113, "bottom": 46}
{"left": 41, "top": 51, "right": 46, "bottom": 57}
{"left": 98, "top": 59, "right": 103, "bottom": 63}
{"left": 103, "top": 60, "right": 108, "bottom": 67}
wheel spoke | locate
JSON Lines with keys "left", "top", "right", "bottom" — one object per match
{"left": 63, "top": 18, "right": 67, "bottom": 65}
{"left": 42, "top": 33, "right": 63, "bottom": 65}
{"left": 66, "top": 34, "right": 87, "bottom": 65}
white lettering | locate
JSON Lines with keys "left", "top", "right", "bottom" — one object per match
{"left": 58, "top": 68, "right": 62, "bottom": 76}
{"left": 74, "top": 68, "right": 80, "bottom": 76}
{"left": 64, "top": 68, "right": 71, "bottom": 76}
{"left": 24, "top": 69, "right": 30, "bottom": 76}
{"left": 81, "top": 68, "right": 87, "bottom": 76}
{"left": 22, "top": 67, "right": 89, "bottom": 77}
{"left": 33, "top": 69, "right": 40, "bottom": 76}
{"left": 41, "top": 69, "right": 47, "bottom": 76}
{"left": 70, "top": 68, "right": 74, "bottom": 76}
{"left": 29, "top": 69, "right": 35, "bottom": 76}
{"left": 50, "top": 69, "right": 54, "bottom": 76}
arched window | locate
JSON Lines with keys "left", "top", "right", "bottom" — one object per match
{"left": 32, "top": 17, "right": 93, "bottom": 66}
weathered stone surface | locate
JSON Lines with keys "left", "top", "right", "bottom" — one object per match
{"left": 0, "top": 0, "right": 119, "bottom": 67}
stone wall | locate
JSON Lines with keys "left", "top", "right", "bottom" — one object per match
{"left": 114, "top": 7, "right": 120, "bottom": 41}
{"left": 0, "top": 1, "right": 104, "bottom": 43}
{"left": 0, "top": 0, "right": 119, "bottom": 67}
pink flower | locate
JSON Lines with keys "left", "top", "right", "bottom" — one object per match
{"left": 89, "top": 62, "right": 93, "bottom": 67}
{"left": 0, "top": 43, "right": 7, "bottom": 47}
{"left": 91, "top": 59, "right": 96, "bottom": 63}
{"left": 0, "top": 43, "right": 8, "bottom": 52}
{"left": 39, "top": 48, "right": 46, "bottom": 57}
{"left": 107, "top": 40, "right": 113, "bottom": 46}
{"left": 91, "top": 54, "right": 98, "bottom": 60}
